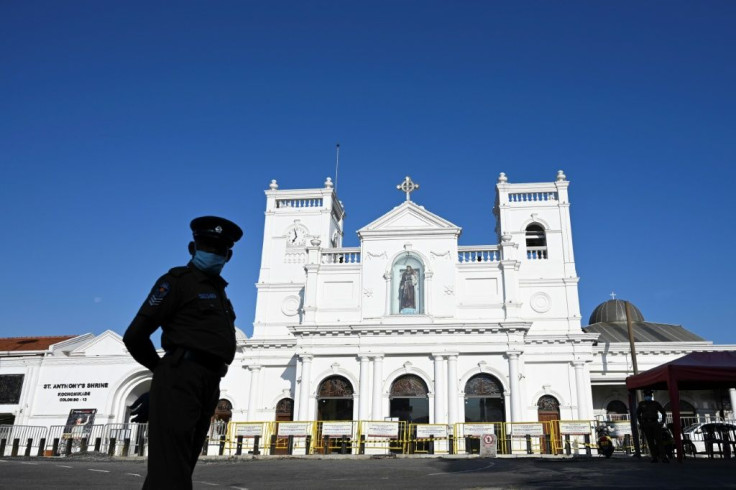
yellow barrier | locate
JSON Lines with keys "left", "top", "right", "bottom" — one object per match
{"left": 220, "top": 419, "right": 609, "bottom": 456}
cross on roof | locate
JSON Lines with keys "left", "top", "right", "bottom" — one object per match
{"left": 397, "top": 176, "right": 419, "bottom": 201}
{"left": 610, "top": 291, "right": 617, "bottom": 300}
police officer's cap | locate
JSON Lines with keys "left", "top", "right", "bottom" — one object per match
{"left": 644, "top": 389, "right": 654, "bottom": 395}
{"left": 190, "top": 216, "right": 243, "bottom": 248}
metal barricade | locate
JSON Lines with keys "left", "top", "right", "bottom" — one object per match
{"left": 312, "top": 421, "right": 360, "bottom": 454}
{"left": 0, "top": 425, "right": 48, "bottom": 457}
{"left": 103, "top": 423, "right": 148, "bottom": 456}
{"left": 226, "top": 422, "right": 272, "bottom": 455}
{"left": 357, "top": 420, "right": 406, "bottom": 455}
{"left": 407, "top": 424, "right": 452, "bottom": 454}
{"left": 504, "top": 421, "right": 557, "bottom": 455}
{"left": 454, "top": 422, "right": 503, "bottom": 454}
{"left": 268, "top": 421, "right": 315, "bottom": 455}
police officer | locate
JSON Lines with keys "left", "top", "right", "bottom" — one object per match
{"left": 636, "top": 389, "right": 668, "bottom": 463}
{"left": 123, "top": 216, "right": 243, "bottom": 489}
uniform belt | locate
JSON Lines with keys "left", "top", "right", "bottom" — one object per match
{"left": 170, "top": 348, "right": 228, "bottom": 377}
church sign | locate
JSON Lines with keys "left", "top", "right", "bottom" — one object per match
{"left": 364, "top": 422, "right": 399, "bottom": 438}
{"left": 510, "top": 423, "right": 544, "bottom": 437}
{"left": 415, "top": 425, "right": 448, "bottom": 438}
{"left": 321, "top": 422, "right": 353, "bottom": 437}
{"left": 463, "top": 423, "right": 495, "bottom": 436}
{"left": 559, "top": 422, "right": 591, "bottom": 435}
{"left": 235, "top": 423, "right": 264, "bottom": 438}
{"left": 277, "top": 422, "right": 309, "bottom": 437}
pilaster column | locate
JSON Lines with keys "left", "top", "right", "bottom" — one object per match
{"left": 383, "top": 272, "right": 392, "bottom": 315}
{"left": 372, "top": 355, "right": 384, "bottom": 420}
{"left": 447, "top": 355, "right": 459, "bottom": 424}
{"left": 433, "top": 354, "right": 446, "bottom": 424}
{"left": 424, "top": 270, "right": 433, "bottom": 315}
{"left": 247, "top": 366, "right": 262, "bottom": 421}
{"left": 730, "top": 388, "right": 736, "bottom": 418}
{"left": 573, "top": 361, "right": 588, "bottom": 420}
{"left": 297, "top": 354, "right": 313, "bottom": 420}
{"left": 507, "top": 351, "right": 522, "bottom": 422}
{"left": 303, "top": 241, "right": 321, "bottom": 324}
{"left": 358, "top": 355, "right": 370, "bottom": 420}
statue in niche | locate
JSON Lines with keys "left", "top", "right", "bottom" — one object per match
{"left": 399, "top": 265, "right": 418, "bottom": 313}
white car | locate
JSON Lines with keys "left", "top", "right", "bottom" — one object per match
{"left": 681, "top": 422, "right": 736, "bottom": 456}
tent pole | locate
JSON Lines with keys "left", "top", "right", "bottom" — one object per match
{"left": 666, "top": 368, "right": 683, "bottom": 463}
{"left": 628, "top": 390, "right": 641, "bottom": 457}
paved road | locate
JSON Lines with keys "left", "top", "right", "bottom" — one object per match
{"left": 2, "top": 455, "right": 735, "bottom": 489}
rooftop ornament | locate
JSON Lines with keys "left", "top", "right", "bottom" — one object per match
{"left": 397, "top": 176, "right": 419, "bottom": 201}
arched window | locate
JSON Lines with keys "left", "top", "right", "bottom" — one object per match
{"left": 525, "top": 224, "right": 548, "bottom": 259}
{"left": 391, "top": 254, "right": 424, "bottom": 315}
{"left": 275, "top": 398, "right": 294, "bottom": 421}
{"left": 317, "top": 376, "right": 354, "bottom": 421}
{"left": 664, "top": 400, "right": 696, "bottom": 416}
{"left": 464, "top": 374, "right": 505, "bottom": 423}
{"left": 389, "top": 374, "right": 429, "bottom": 424}
{"left": 606, "top": 400, "right": 629, "bottom": 420}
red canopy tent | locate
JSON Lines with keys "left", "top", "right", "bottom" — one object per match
{"left": 625, "top": 351, "right": 736, "bottom": 462}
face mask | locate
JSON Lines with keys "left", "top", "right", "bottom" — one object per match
{"left": 645, "top": 396, "right": 653, "bottom": 401}
{"left": 192, "top": 250, "right": 227, "bottom": 275}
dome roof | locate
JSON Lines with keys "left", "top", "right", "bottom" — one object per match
{"left": 588, "top": 299, "right": 644, "bottom": 325}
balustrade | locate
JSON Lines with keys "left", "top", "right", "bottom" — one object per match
{"left": 321, "top": 248, "right": 361, "bottom": 264}
{"left": 526, "top": 247, "right": 548, "bottom": 260}
{"left": 276, "top": 198, "right": 323, "bottom": 208}
{"left": 457, "top": 247, "right": 500, "bottom": 263}
{"left": 508, "top": 192, "right": 558, "bottom": 203}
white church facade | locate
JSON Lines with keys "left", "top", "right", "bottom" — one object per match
{"left": 2, "top": 171, "right": 734, "bottom": 445}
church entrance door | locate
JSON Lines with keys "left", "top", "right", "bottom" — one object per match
{"left": 317, "top": 376, "right": 354, "bottom": 454}
{"left": 537, "top": 395, "right": 561, "bottom": 454}
{"left": 464, "top": 374, "right": 505, "bottom": 454}
{"left": 273, "top": 398, "right": 293, "bottom": 455}
{"left": 389, "top": 375, "right": 429, "bottom": 453}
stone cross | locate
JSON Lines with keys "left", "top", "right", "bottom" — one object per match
{"left": 610, "top": 291, "right": 617, "bottom": 300}
{"left": 397, "top": 176, "right": 419, "bottom": 201}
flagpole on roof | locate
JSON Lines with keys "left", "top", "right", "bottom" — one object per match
{"left": 335, "top": 143, "right": 340, "bottom": 194}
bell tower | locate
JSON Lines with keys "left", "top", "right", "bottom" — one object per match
{"left": 493, "top": 170, "right": 581, "bottom": 331}
{"left": 252, "top": 177, "right": 345, "bottom": 338}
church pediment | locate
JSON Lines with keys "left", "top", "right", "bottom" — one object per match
{"left": 358, "top": 201, "right": 461, "bottom": 238}
{"left": 69, "top": 330, "right": 128, "bottom": 357}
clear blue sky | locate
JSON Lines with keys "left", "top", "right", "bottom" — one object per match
{"left": 2, "top": 1, "right": 735, "bottom": 345}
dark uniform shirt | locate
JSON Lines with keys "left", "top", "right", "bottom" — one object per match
{"left": 123, "top": 263, "right": 236, "bottom": 372}
{"left": 637, "top": 399, "right": 665, "bottom": 424}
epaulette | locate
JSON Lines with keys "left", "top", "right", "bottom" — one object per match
{"left": 167, "top": 266, "right": 191, "bottom": 278}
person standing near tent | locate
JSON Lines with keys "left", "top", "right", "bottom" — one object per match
{"left": 636, "top": 389, "right": 668, "bottom": 462}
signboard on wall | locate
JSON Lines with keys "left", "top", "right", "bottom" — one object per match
{"left": 34, "top": 375, "right": 113, "bottom": 416}
{"left": 63, "top": 408, "right": 97, "bottom": 438}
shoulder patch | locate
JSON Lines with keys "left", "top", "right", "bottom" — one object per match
{"left": 148, "top": 282, "right": 170, "bottom": 306}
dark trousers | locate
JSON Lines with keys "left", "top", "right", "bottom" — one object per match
{"left": 642, "top": 422, "right": 665, "bottom": 461}
{"left": 143, "top": 353, "right": 221, "bottom": 490}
